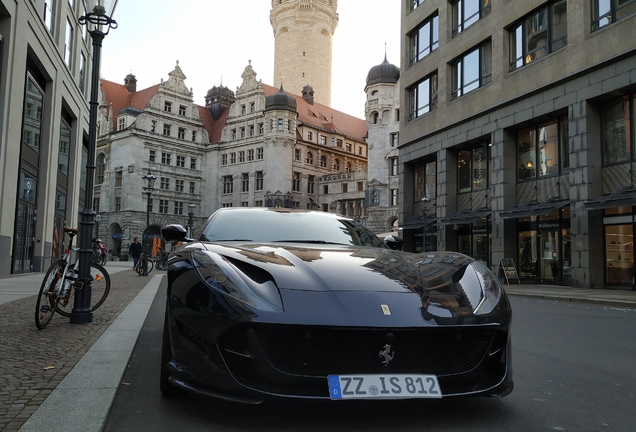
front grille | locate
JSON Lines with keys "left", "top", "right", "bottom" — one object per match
{"left": 251, "top": 326, "right": 495, "bottom": 377}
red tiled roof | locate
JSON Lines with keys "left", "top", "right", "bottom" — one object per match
{"left": 262, "top": 84, "right": 367, "bottom": 142}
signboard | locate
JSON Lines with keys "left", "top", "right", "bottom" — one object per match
{"left": 500, "top": 258, "right": 520, "bottom": 285}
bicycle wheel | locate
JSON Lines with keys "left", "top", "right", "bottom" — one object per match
{"left": 35, "top": 260, "right": 66, "bottom": 329}
{"left": 146, "top": 258, "right": 154, "bottom": 274}
{"left": 55, "top": 263, "right": 111, "bottom": 317}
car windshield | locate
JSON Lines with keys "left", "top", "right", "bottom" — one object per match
{"left": 200, "top": 209, "right": 383, "bottom": 247}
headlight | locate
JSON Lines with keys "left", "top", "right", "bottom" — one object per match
{"left": 191, "top": 250, "right": 283, "bottom": 312}
{"left": 470, "top": 261, "right": 503, "bottom": 315}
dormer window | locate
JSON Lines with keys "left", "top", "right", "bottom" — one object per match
{"left": 118, "top": 117, "right": 125, "bottom": 131}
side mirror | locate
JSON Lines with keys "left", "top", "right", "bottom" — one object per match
{"left": 161, "top": 224, "right": 194, "bottom": 243}
{"left": 383, "top": 235, "right": 405, "bottom": 251}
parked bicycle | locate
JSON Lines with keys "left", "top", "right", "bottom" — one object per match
{"left": 35, "top": 226, "right": 111, "bottom": 330}
{"left": 153, "top": 249, "right": 169, "bottom": 271}
{"left": 92, "top": 238, "right": 108, "bottom": 266}
{"left": 134, "top": 250, "right": 153, "bottom": 276}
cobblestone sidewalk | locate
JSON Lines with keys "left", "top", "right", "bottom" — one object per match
{"left": 0, "top": 269, "right": 158, "bottom": 432}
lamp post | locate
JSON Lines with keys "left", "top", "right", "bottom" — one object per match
{"left": 142, "top": 171, "right": 157, "bottom": 276}
{"left": 187, "top": 203, "right": 197, "bottom": 238}
{"left": 71, "top": 0, "right": 119, "bottom": 324}
{"left": 421, "top": 196, "right": 431, "bottom": 253}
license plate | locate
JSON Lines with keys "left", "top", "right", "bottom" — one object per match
{"left": 328, "top": 374, "right": 442, "bottom": 400}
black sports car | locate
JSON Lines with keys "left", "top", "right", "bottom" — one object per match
{"left": 159, "top": 207, "right": 513, "bottom": 403}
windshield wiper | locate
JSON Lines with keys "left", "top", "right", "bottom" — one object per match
{"left": 210, "top": 239, "right": 253, "bottom": 242}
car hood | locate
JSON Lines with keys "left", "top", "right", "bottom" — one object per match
{"left": 200, "top": 242, "right": 476, "bottom": 297}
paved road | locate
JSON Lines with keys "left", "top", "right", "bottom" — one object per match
{"left": 103, "top": 290, "right": 636, "bottom": 432}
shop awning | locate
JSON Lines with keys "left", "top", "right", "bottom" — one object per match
{"left": 400, "top": 213, "right": 437, "bottom": 230}
{"left": 499, "top": 197, "right": 570, "bottom": 219}
{"left": 583, "top": 187, "right": 636, "bottom": 211}
{"left": 440, "top": 207, "right": 492, "bottom": 225}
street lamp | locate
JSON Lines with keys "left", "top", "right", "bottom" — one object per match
{"left": 421, "top": 196, "right": 431, "bottom": 253}
{"left": 187, "top": 203, "right": 197, "bottom": 238}
{"left": 142, "top": 171, "right": 157, "bottom": 276}
{"left": 71, "top": 0, "right": 119, "bottom": 324}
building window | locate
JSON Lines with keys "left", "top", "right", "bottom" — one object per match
{"left": 174, "top": 201, "right": 183, "bottom": 215}
{"left": 458, "top": 144, "right": 490, "bottom": 193}
{"left": 308, "top": 175, "right": 315, "bottom": 194}
{"left": 164, "top": 101, "right": 172, "bottom": 113}
{"left": 257, "top": 148, "right": 264, "bottom": 160}
{"left": 241, "top": 104, "right": 246, "bottom": 114}
{"left": 452, "top": 0, "right": 491, "bottom": 37}
{"left": 320, "top": 155, "right": 328, "bottom": 168}
{"left": 342, "top": 183, "right": 348, "bottom": 193}
{"left": 256, "top": 171, "right": 264, "bottom": 191}
{"left": 390, "top": 158, "right": 399, "bottom": 176}
{"left": 159, "top": 200, "right": 169, "bottom": 214}
{"left": 410, "top": 0, "right": 425, "bottom": 11}
{"left": 391, "top": 133, "right": 399, "bottom": 147}
{"left": 602, "top": 95, "right": 633, "bottom": 165}
{"left": 115, "top": 170, "right": 122, "bottom": 187}
{"left": 592, "top": 0, "right": 636, "bottom": 30}
{"left": 192, "top": 130, "right": 197, "bottom": 141}
{"left": 97, "top": 154, "right": 106, "bottom": 184}
{"left": 248, "top": 149, "right": 254, "bottom": 161}
{"left": 357, "top": 181, "right": 364, "bottom": 192}
{"left": 346, "top": 162, "right": 352, "bottom": 173}
{"left": 240, "top": 127, "right": 245, "bottom": 138}
{"left": 336, "top": 139, "right": 343, "bottom": 148}
{"left": 151, "top": 121, "right": 156, "bottom": 133}
{"left": 44, "top": 0, "right": 56, "bottom": 33}
{"left": 242, "top": 201, "right": 249, "bottom": 207}
{"left": 176, "top": 155, "right": 185, "bottom": 167}
{"left": 293, "top": 172, "right": 301, "bottom": 192}
{"left": 222, "top": 154, "right": 228, "bottom": 166}
{"left": 163, "top": 124, "right": 171, "bottom": 136}
{"left": 250, "top": 102, "right": 255, "bottom": 112}
{"left": 115, "top": 196, "right": 121, "bottom": 211}
{"left": 410, "top": 13, "right": 439, "bottom": 65}
{"left": 249, "top": 125, "right": 255, "bottom": 136}
{"left": 175, "top": 179, "right": 184, "bottom": 192}
{"left": 162, "top": 152, "right": 171, "bottom": 165}
{"left": 278, "top": 119, "right": 284, "bottom": 130}
{"left": 323, "top": 185, "right": 329, "bottom": 194}
{"left": 178, "top": 128, "right": 185, "bottom": 139}
{"left": 242, "top": 173, "right": 249, "bottom": 192}
{"left": 190, "top": 182, "right": 195, "bottom": 194}
{"left": 409, "top": 72, "right": 438, "bottom": 120}
{"left": 148, "top": 198, "right": 153, "bottom": 213}
{"left": 149, "top": 150, "right": 156, "bottom": 162}
{"left": 160, "top": 177, "right": 170, "bottom": 190}
{"left": 396, "top": 109, "right": 400, "bottom": 121}
{"left": 346, "top": 143, "right": 352, "bottom": 152}
{"left": 79, "top": 52, "right": 87, "bottom": 95}
{"left": 320, "top": 135, "right": 327, "bottom": 145}
{"left": 295, "top": 148, "right": 301, "bottom": 161}
{"left": 258, "top": 123, "right": 264, "bottom": 134}
{"left": 334, "top": 159, "right": 341, "bottom": 171}
{"left": 391, "top": 189, "right": 398, "bottom": 206}
{"left": 451, "top": 40, "right": 492, "bottom": 99}
{"left": 223, "top": 175, "right": 233, "bottom": 194}
{"left": 307, "top": 131, "right": 313, "bottom": 140}
{"left": 65, "top": 18, "right": 74, "bottom": 68}
{"left": 256, "top": 200, "right": 263, "bottom": 207}
{"left": 230, "top": 152, "right": 236, "bottom": 164}
{"left": 518, "top": 116, "right": 568, "bottom": 180}
{"left": 239, "top": 151, "right": 245, "bottom": 163}
{"left": 117, "top": 117, "right": 125, "bottom": 130}
{"left": 179, "top": 105, "right": 186, "bottom": 116}
{"left": 306, "top": 151, "right": 314, "bottom": 165}
{"left": 222, "top": 203, "right": 233, "bottom": 208}
{"left": 232, "top": 129, "right": 237, "bottom": 139}
{"left": 191, "top": 157, "right": 197, "bottom": 169}
{"left": 510, "top": 1, "right": 567, "bottom": 71}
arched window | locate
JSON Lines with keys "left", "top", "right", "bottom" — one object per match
{"left": 306, "top": 151, "right": 314, "bottom": 165}
{"left": 372, "top": 112, "right": 379, "bottom": 124}
{"left": 345, "top": 162, "right": 352, "bottom": 173}
{"left": 334, "top": 158, "right": 341, "bottom": 171}
{"left": 96, "top": 153, "right": 106, "bottom": 184}
{"left": 320, "top": 155, "right": 328, "bottom": 168}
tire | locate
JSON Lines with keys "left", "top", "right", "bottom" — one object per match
{"left": 36, "top": 260, "right": 67, "bottom": 329}
{"left": 160, "top": 308, "right": 185, "bottom": 398}
{"left": 55, "top": 263, "right": 111, "bottom": 317}
{"left": 145, "top": 258, "right": 154, "bottom": 275}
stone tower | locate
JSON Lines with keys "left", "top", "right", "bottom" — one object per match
{"left": 270, "top": 0, "right": 338, "bottom": 107}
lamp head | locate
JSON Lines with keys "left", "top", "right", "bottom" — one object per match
{"left": 142, "top": 171, "right": 157, "bottom": 190}
{"left": 420, "top": 196, "right": 431, "bottom": 202}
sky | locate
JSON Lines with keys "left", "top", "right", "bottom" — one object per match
{"left": 99, "top": 0, "right": 401, "bottom": 119}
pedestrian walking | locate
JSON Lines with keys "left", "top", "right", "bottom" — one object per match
{"left": 129, "top": 237, "right": 143, "bottom": 269}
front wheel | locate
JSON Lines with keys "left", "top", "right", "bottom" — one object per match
{"left": 55, "top": 263, "right": 111, "bottom": 317}
{"left": 35, "top": 260, "right": 67, "bottom": 329}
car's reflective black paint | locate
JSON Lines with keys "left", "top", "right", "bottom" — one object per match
{"left": 160, "top": 208, "right": 513, "bottom": 403}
